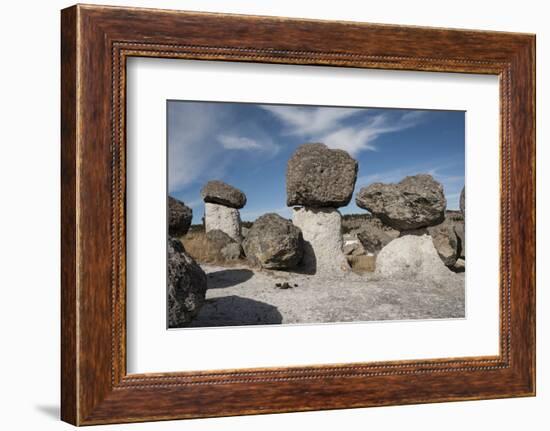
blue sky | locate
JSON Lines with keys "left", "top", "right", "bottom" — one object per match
{"left": 168, "top": 100, "right": 465, "bottom": 224}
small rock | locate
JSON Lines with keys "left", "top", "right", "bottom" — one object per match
{"left": 342, "top": 239, "right": 366, "bottom": 256}
{"left": 168, "top": 196, "right": 193, "bottom": 237}
{"left": 279, "top": 282, "right": 292, "bottom": 289}
{"left": 243, "top": 213, "right": 304, "bottom": 269}
{"left": 356, "top": 174, "right": 446, "bottom": 230}
{"left": 167, "top": 237, "right": 207, "bottom": 328}
{"left": 286, "top": 143, "right": 358, "bottom": 207}
{"left": 201, "top": 180, "right": 247, "bottom": 209}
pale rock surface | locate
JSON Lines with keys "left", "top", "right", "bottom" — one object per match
{"left": 204, "top": 202, "right": 241, "bottom": 242}
{"left": 292, "top": 207, "right": 350, "bottom": 274}
{"left": 375, "top": 234, "right": 453, "bottom": 280}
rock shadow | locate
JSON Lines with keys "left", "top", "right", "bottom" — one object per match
{"left": 206, "top": 269, "right": 254, "bottom": 289}
{"left": 189, "top": 295, "right": 283, "bottom": 327}
{"left": 292, "top": 241, "right": 317, "bottom": 275}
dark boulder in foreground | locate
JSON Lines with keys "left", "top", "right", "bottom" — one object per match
{"left": 286, "top": 143, "right": 358, "bottom": 207}
{"left": 243, "top": 213, "right": 304, "bottom": 269}
{"left": 168, "top": 196, "right": 193, "bottom": 237}
{"left": 167, "top": 237, "right": 207, "bottom": 328}
{"left": 356, "top": 174, "right": 446, "bottom": 230}
{"left": 201, "top": 180, "right": 247, "bottom": 209}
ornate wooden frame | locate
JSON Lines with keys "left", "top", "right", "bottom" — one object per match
{"left": 61, "top": 4, "right": 536, "bottom": 426}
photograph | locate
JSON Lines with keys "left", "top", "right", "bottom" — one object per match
{"left": 166, "top": 100, "right": 466, "bottom": 328}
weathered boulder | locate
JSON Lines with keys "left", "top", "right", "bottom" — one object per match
{"left": 286, "top": 143, "right": 358, "bottom": 207}
{"left": 204, "top": 202, "right": 241, "bottom": 242}
{"left": 243, "top": 213, "right": 304, "bottom": 269}
{"left": 460, "top": 186, "right": 465, "bottom": 215}
{"left": 356, "top": 174, "right": 446, "bottom": 230}
{"left": 375, "top": 234, "right": 452, "bottom": 280}
{"left": 205, "top": 229, "right": 243, "bottom": 262}
{"left": 201, "top": 180, "right": 247, "bottom": 209}
{"left": 292, "top": 207, "right": 350, "bottom": 274}
{"left": 168, "top": 196, "right": 193, "bottom": 237}
{"left": 355, "top": 219, "right": 398, "bottom": 255}
{"left": 167, "top": 237, "right": 207, "bottom": 328}
{"left": 427, "top": 219, "right": 460, "bottom": 267}
{"left": 454, "top": 222, "right": 465, "bottom": 259}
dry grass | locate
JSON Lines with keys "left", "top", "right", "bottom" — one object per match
{"left": 347, "top": 255, "right": 376, "bottom": 273}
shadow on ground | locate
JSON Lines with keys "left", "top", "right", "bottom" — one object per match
{"left": 189, "top": 295, "right": 282, "bottom": 327}
{"left": 206, "top": 269, "right": 254, "bottom": 289}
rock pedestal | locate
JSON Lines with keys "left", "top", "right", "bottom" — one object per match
{"left": 286, "top": 143, "right": 358, "bottom": 275}
{"left": 204, "top": 202, "right": 241, "bottom": 242}
{"left": 375, "top": 234, "right": 452, "bottom": 281}
{"left": 292, "top": 207, "right": 350, "bottom": 274}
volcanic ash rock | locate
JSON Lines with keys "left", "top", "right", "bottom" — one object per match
{"left": 168, "top": 196, "right": 193, "bottom": 237}
{"left": 167, "top": 237, "right": 207, "bottom": 328}
{"left": 286, "top": 143, "right": 358, "bottom": 208}
{"left": 204, "top": 202, "right": 242, "bottom": 242}
{"left": 375, "top": 234, "right": 452, "bottom": 281}
{"left": 356, "top": 174, "right": 446, "bottom": 231}
{"left": 292, "top": 207, "right": 350, "bottom": 274}
{"left": 243, "top": 213, "right": 304, "bottom": 269}
{"left": 201, "top": 180, "right": 247, "bottom": 209}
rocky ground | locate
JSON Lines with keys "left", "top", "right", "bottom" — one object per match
{"left": 188, "top": 264, "right": 465, "bottom": 327}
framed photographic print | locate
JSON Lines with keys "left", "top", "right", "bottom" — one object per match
{"left": 61, "top": 4, "right": 535, "bottom": 425}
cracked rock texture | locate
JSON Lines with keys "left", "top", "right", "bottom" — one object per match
{"left": 201, "top": 180, "right": 247, "bottom": 209}
{"left": 167, "top": 237, "right": 207, "bottom": 328}
{"left": 168, "top": 196, "right": 192, "bottom": 237}
{"left": 286, "top": 143, "right": 358, "bottom": 207}
{"left": 356, "top": 174, "right": 446, "bottom": 230}
{"left": 243, "top": 213, "right": 304, "bottom": 269}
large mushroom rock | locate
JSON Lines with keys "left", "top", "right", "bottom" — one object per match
{"left": 201, "top": 180, "right": 247, "bottom": 209}
{"left": 167, "top": 237, "right": 207, "bottom": 328}
{"left": 460, "top": 186, "right": 465, "bottom": 216}
{"left": 243, "top": 213, "right": 304, "bottom": 269}
{"left": 375, "top": 234, "right": 453, "bottom": 280}
{"left": 356, "top": 174, "right": 446, "bottom": 230}
{"left": 168, "top": 196, "right": 193, "bottom": 237}
{"left": 204, "top": 202, "right": 242, "bottom": 242}
{"left": 292, "top": 207, "right": 350, "bottom": 274}
{"left": 286, "top": 143, "right": 358, "bottom": 207}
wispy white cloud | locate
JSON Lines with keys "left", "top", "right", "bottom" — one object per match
{"left": 261, "top": 106, "right": 426, "bottom": 156}
{"left": 217, "top": 134, "right": 280, "bottom": 155}
{"left": 261, "top": 105, "right": 362, "bottom": 136}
